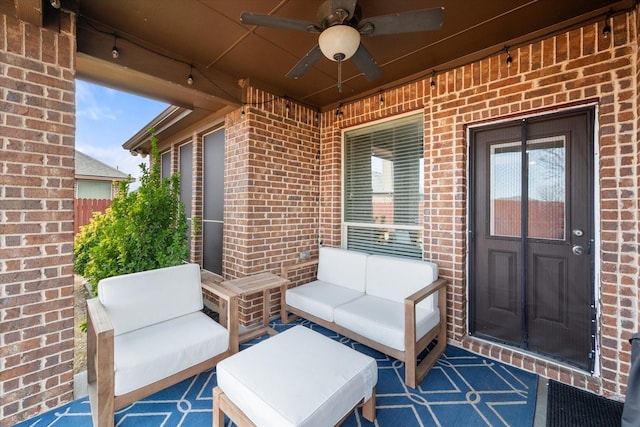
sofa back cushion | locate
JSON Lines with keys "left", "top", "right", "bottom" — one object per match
{"left": 317, "top": 247, "right": 368, "bottom": 292}
{"left": 365, "top": 255, "right": 439, "bottom": 309}
{"left": 98, "top": 263, "right": 204, "bottom": 336}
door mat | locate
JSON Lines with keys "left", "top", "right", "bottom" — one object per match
{"left": 546, "top": 379, "right": 623, "bottom": 426}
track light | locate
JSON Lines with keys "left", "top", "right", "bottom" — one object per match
{"left": 50, "top": 0, "right": 61, "bottom": 9}
{"left": 505, "top": 47, "right": 513, "bottom": 67}
{"left": 602, "top": 16, "right": 611, "bottom": 39}
{"left": 111, "top": 35, "right": 119, "bottom": 59}
{"left": 187, "top": 65, "right": 194, "bottom": 85}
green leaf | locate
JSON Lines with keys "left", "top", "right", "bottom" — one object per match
{"left": 73, "top": 129, "right": 190, "bottom": 288}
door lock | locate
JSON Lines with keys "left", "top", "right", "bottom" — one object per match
{"left": 572, "top": 245, "right": 585, "bottom": 256}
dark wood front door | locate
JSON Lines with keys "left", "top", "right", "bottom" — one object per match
{"left": 470, "top": 108, "right": 595, "bottom": 371}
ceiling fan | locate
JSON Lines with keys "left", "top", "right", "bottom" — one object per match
{"left": 240, "top": 0, "right": 444, "bottom": 92}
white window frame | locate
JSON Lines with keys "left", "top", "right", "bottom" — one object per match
{"left": 341, "top": 112, "right": 424, "bottom": 259}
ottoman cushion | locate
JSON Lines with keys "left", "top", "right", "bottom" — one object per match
{"left": 216, "top": 326, "right": 377, "bottom": 427}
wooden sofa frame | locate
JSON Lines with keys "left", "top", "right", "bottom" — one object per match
{"left": 280, "top": 258, "right": 447, "bottom": 389}
{"left": 86, "top": 281, "right": 239, "bottom": 427}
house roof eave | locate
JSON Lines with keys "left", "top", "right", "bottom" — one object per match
{"left": 76, "top": 174, "right": 135, "bottom": 183}
{"left": 122, "top": 105, "right": 193, "bottom": 155}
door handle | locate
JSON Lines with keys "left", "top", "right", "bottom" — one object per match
{"left": 572, "top": 245, "right": 585, "bottom": 256}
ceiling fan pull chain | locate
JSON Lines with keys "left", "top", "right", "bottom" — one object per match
{"left": 337, "top": 58, "right": 342, "bottom": 92}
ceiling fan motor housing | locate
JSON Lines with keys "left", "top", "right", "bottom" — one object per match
{"left": 318, "top": 25, "right": 361, "bottom": 61}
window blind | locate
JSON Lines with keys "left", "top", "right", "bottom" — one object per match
{"left": 343, "top": 114, "right": 424, "bottom": 259}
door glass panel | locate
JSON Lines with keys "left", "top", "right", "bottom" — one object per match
{"left": 490, "top": 141, "right": 522, "bottom": 237}
{"left": 526, "top": 137, "right": 565, "bottom": 240}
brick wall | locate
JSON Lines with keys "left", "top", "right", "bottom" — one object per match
{"left": 319, "top": 11, "right": 638, "bottom": 399}
{"left": 224, "top": 88, "right": 320, "bottom": 325}
{"left": 0, "top": 11, "right": 76, "bottom": 425}
{"left": 318, "top": 114, "right": 343, "bottom": 247}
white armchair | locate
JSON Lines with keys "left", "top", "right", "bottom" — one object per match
{"left": 86, "top": 264, "right": 238, "bottom": 427}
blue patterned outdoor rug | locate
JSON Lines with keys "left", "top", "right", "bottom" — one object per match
{"left": 16, "top": 319, "right": 537, "bottom": 427}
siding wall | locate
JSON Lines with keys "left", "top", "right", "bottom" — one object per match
{"left": 0, "top": 11, "right": 76, "bottom": 425}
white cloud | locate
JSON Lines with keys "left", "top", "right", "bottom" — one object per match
{"left": 76, "top": 81, "right": 119, "bottom": 121}
{"left": 75, "top": 80, "right": 168, "bottom": 191}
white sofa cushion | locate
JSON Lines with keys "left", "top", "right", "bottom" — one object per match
{"left": 113, "top": 311, "right": 228, "bottom": 396}
{"left": 317, "top": 247, "right": 368, "bottom": 292}
{"left": 365, "top": 255, "right": 439, "bottom": 311}
{"left": 98, "top": 263, "right": 203, "bottom": 335}
{"left": 333, "top": 294, "right": 440, "bottom": 352}
{"left": 286, "top": 280, "right": 364, "bottom": 322}
{"left": 217, "top": 326, "right": 377, "bottom": 427}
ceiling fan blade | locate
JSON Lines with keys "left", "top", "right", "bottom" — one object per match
{"left": 286, "top": 45, "right": 324, "bottom": 79}
{"left": 359, "top": 7, "right": 444, "bottom": 36}
{"left": 240, "top": 12, "right": 321, "bottom": 33}
{"left": 350, "top": 44, "right": 382, "bottom": 81}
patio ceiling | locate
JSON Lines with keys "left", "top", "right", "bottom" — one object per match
{"left": 13, "top": 0, "right": 638, "bottom": 113}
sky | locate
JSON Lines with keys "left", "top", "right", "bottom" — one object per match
{"left": 75, "top": 80, "right": 169, "bottom": 189}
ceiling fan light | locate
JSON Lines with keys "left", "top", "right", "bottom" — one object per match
{"left": 319, "top": 25, "right": 360, "bottom": 61}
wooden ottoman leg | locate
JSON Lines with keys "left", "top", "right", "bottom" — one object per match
{"left": 214, "top": 386, "right": 257, "bottom": 427}
{"left": 362, "top": 387, "right": 376, "bottom": 422}
{"left": 213, "top": 387, "right": 224, "bottom": 427}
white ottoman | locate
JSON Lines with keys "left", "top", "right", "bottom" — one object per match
{"left": 213, "top": 325, "right": 377, "bottom": 427}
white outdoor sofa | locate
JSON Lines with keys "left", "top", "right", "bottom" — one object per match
{"left": 280, "top": 247, "right": 447, "bottom": 388}
{"left": 86, "top": 263, "right": 238, "bottom": 427}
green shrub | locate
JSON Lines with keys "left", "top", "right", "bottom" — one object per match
{"left": 74, "top": 129, "right": 189, "bottom": 296}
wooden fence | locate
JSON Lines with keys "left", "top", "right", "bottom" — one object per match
{"left": 74, "top": 198, "right": 112, "bottom": 234}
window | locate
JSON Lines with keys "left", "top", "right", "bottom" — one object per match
{"left": 161, "top": 151, "right": 171, "bottom": 180}
{"left": 489, "top": 137, "right": 566, "bottom": 240}
{"left": 343, "top": 114, "right": 424, "bottom": 259}
{"left": 77, "top": 180, "right": 112, "bottom": 199}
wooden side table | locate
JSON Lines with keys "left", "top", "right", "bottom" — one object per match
{"left": 220, "top": 272, "right": 289, "bottom": 343}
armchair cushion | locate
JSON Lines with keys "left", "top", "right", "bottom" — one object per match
{"left": 365, "top": 255, "right": 439, "bottom": 310}
{"left": 286, "top": 280, "right": 364, "bottom": 322}
{"left": 333, "top": 295, "right": 440, "bottom": 352}
{"left": 98, "top": 263, "right": 203, "bottom": 335}
{"left": 317, "top": 247, "right": 368, "bottom": 292}
{"left": 113, "top": 311, "right": 229, "bottom": 396}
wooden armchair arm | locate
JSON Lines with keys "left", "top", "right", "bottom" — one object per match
{"left": 405, "top": 277, "right": 447, "bottom": 306}
{"left": 86, "top": 297, "right": 115, "bottom": 426}
{"left": 86, "top": 297, "right": 114, "bottom": 335}
{"left": 201, "top": 282, "right": 239, "bottom": 354}
{"left": 201, "top": 281, "right": 237, "bottom": 303}
{"left": 280, "top": 257, "right": 319, "bottom": 280}
{"left": 403, "top": 277, "right": 448, "bottom": 388}
{"left": 86, "top": 297, "right": 114, "bottom": 382}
